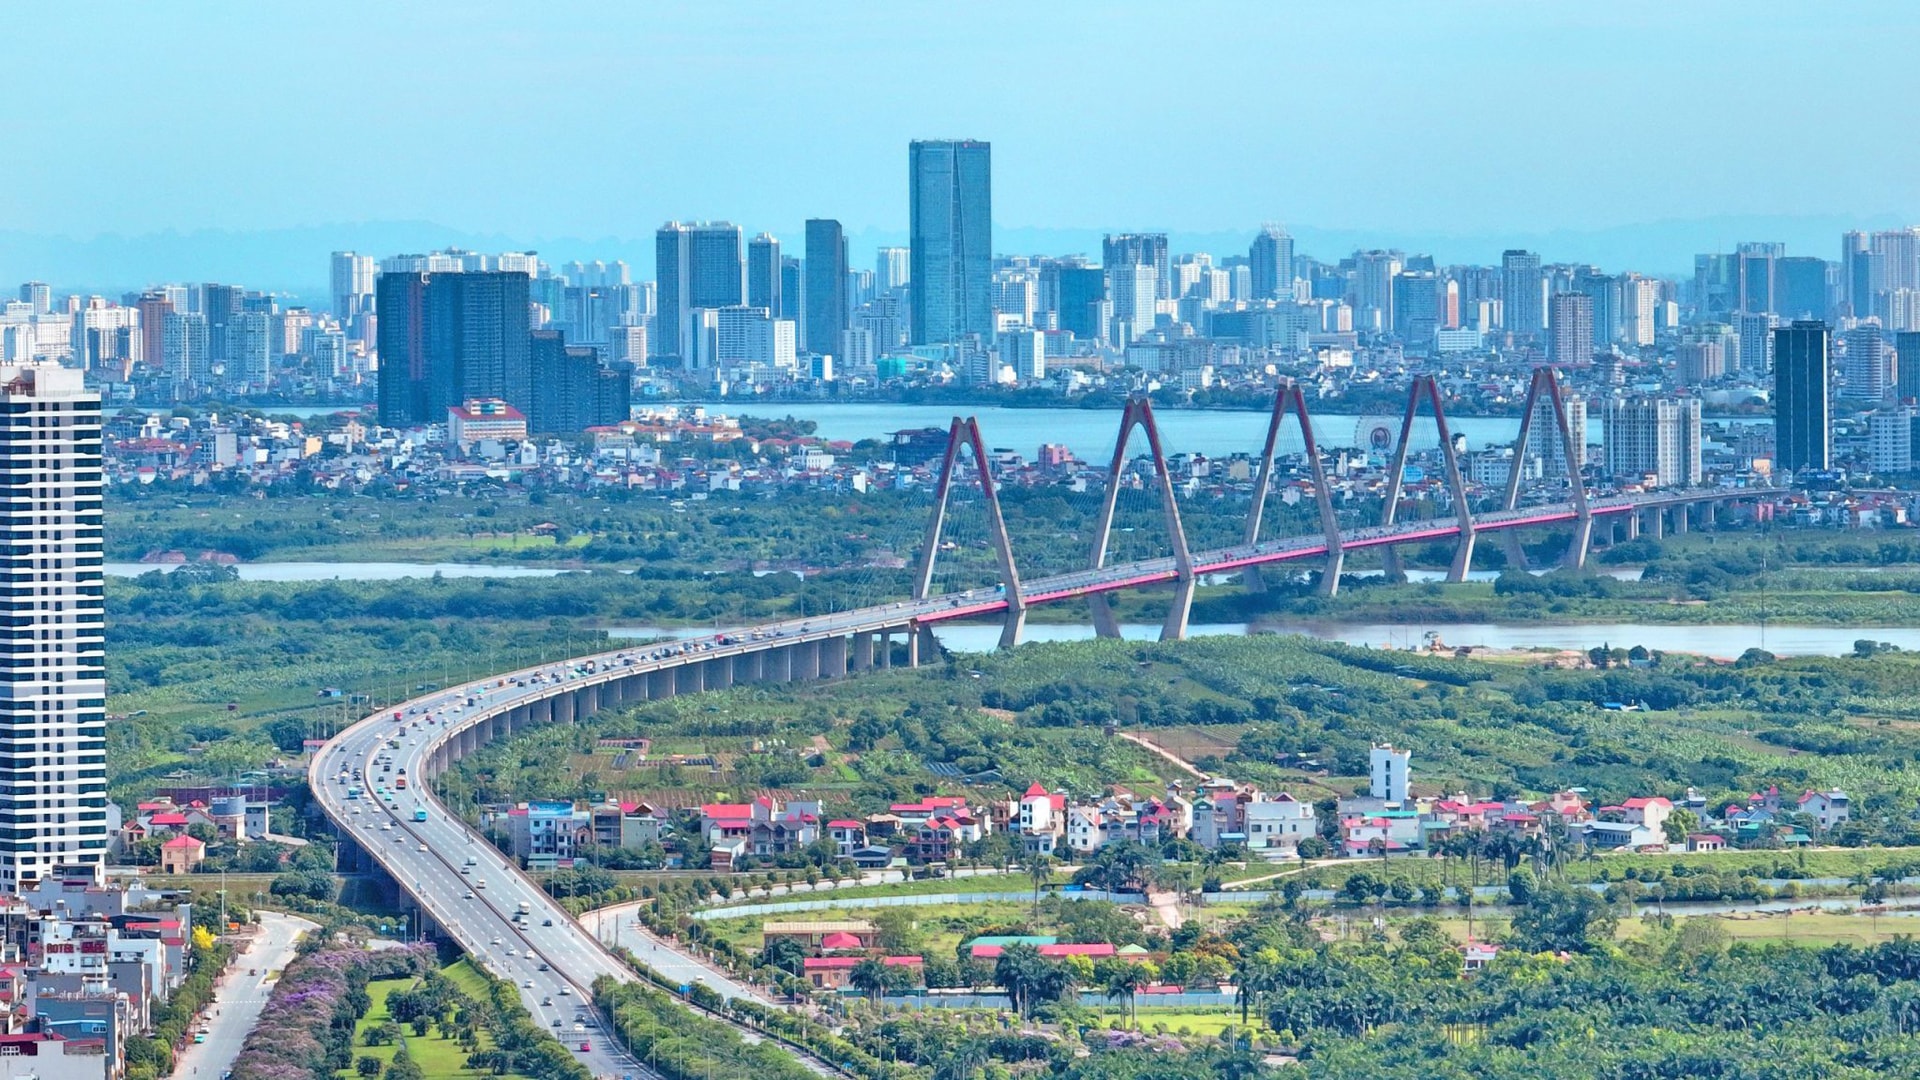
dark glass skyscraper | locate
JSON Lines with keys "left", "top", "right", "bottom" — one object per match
{"left": 1897, "top": 331, "right": 1920, "bottom": 402}
{"left": 1501, "top": 249, "right": 1543, "bottom": 336}
{"left": 375, "top": 270, "right": 532, "bottom": 427}
{"left": 1250, "top": 225, "right": 1293, "bottom": 300}
{"left": 530, "top": 329, "right": 632, "bottom": 434}
{"left": 804, "top": 218, "right": 848, "bottom": 355}
{"left": 1774, "top": 319, "right": 1831, "bottom": 472}
{"left": 655, "top": 221, "right": 745, "bottom": 360}
{"left": 747, "top": 233, "right": 782, "bottom": 319}
{"left": 1777, "top": 256, "right": 1829, "bottom": 321}
{"left": 1054, "top": 266, "right": 1105, "bottom": 342}
{"left": 909, "top": 139, "right": 992, "bottom": 345}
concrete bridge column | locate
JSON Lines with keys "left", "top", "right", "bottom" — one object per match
{"left": 581, "top": 685, "right": 601, "bottom": 718}
{"left": 1673, "top": 505, "right": 1689, "bottom": 535}
{"left": 554, "top": 693, "right": 576, "bottom": 725}
{"left": 769, "top": 645, "right": 794, "bottom": 682}
{"left": 794, "top": 640, "right": 822, "bottom": 680}
{"left": 916, "top": 624, "right": 940, "bottom": 667}
{"left": 1649, "top": 508, "right": 1665, "bottom": 541}
{"left": 823, "top": 636, "right": 848, "bottom": 678}
{"left": 1701, "top": 502, "right": 1716, "bottom": 529}
{"left": 673, "top": 662, "right": 704, "bottom": 695}
{"left": 853, "top": 633, "right": 873, "bottom": 672}
{"left": 745, "top": 650, "right": 766, "bottom": 683}
{"left": 647, "top": 669, "right": 672, "bottom": 700}
{"left": 706, "top": 656, "right": 734, "bottom": 690}
{"left": 1626, "top": 513, "right": 1639, "bottom": 541}
{"left": 877, "top": 630, "right": 892, "bottom": 669}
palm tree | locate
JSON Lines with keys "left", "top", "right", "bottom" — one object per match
{"left": 1099, "top": 959, "right": 1143, "bottom": 1028}
{"left": 994, "top": 943, "right": 1049, "bottom": 1021}
{"left": 849, "top": 956, "right": 891, "bottom": 1014}
{"left": 1024, "top": 853, "right": 1055, "bottom": 916}
{"left": 1234, "top": 948, "right": 1280, "bottom": 1027}
{"left": 930, "top": 1035, "right": 989, "bottom": 1080}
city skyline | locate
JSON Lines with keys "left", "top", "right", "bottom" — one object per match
{"left": 8, "top": 4, "right": 1920, "bottom": 291}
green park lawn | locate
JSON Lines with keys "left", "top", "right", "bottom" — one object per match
{"left": 338, "top": 966, "right": 534, "bottom": 1080}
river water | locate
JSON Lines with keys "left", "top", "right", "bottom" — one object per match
{"left": 695, "top": 401, "right": 1529, "bottom": 460}
{"left": 607, "top": 619, "right": 1913, "bottom": 659}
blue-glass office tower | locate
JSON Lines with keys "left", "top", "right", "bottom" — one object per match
{"left": 655, "top": 221, "right": 745, "bottom": 360}
{"left": 1774, "top": 319, "right": 1830, "bottom": 473}
{"left": 804, "top": 219, "right": 848, "bottom": 355}
{"left": 748, "top": 233, "right": 782, "bottom": 319}
{"left": 909, "top": 139, "right": 992, "bottom": 345}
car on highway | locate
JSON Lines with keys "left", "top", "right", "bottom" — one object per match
{"left": 523, "top": 979, "right": 534, "bottom": 988}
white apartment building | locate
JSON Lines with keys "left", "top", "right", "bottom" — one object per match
{"left": 1370, "top": 744, "right": 1411, "bottom": 805}
{"left": 0, "top": 366, "right": 110, "bottom": 888}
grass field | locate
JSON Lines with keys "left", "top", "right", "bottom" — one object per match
{"left": 337, "top": 967, "right": 533, "bottom": 1080}
{"left": 704, "top": 899, "right": 1036, "bottom": 958}
{"left": 1118, "top": 1008, "right": 1259, "bottom": 1038}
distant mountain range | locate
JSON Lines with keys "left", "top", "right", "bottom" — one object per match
{"left": 5, "top": 213, "right": 1907, "bottom": 306}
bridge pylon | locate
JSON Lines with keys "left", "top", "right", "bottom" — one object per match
{"left": 1380, "top": 375, "right": 1476, "bottom": 582}
{"left": 913, "top": 416, "right": 1027, "bottom": 648}
{"left": 1244, "top": 381, "right": 1344, "bottom": 596}
{"left": 1502, "top": 366, "right": 1592, "bottom": 570}
{"left": 1085, "top": 398, "right": 1195, "bottom": 641}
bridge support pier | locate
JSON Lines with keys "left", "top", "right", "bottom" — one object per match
{"left": 1650, "top": 508, "right": 1665, "bottom": 540}
{"left": 876, "top": 630, "right": 892, "bottom": 669}
{"left": 907, "top": 624, "right": 938, "bottom": 667}
{"left": 705, "top": 657, "right": 733, "bottom": 691}
{"left": 673, "top": 663, "right": 703, "bottom": 695}
{"left": 1089, "top": 593, "right": 1121, "bottom": 640}
{"left": 823, "top": 636, "right": 847, "bottom": 678}
{"left": 554, "top": 693, "right": 575, "bottom": 726}
{"left": 1701, "top": 502, "right": 1715, "bottom": 529}
{"left": 853, "top": 633, "right": 873, "bottom": 672}
{"left": 1626, "top": 513, "right": 1639, "bottom": 541}
{"left": 1673, "top": 505, "right": 1689, "bottom": 535}
{"left": 647, "top": 669, "right": 673, "bottom": 700}
{"left": 1164, "top": 576, "right": 1194, "bottom": 641}
{"left": 1566, "top": 516, "right": 1593, "bottom": 570}
{"left": 794, "top": 640, "right": 821, "bottom": 680}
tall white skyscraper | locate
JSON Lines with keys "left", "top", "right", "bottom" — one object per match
{"left": 329, "top": 251, "right": 374, "bottom": 324}
{"left": 875, "top": 247, "right": 910, "bottom": 291}
{"left": 0, "top": 366, "right": 108, "bottom": 887}
{"left": 1106, "top": 262, "right": 1157, "bottom": 343}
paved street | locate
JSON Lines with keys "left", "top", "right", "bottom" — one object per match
{"left": 169, "top": 911, "right": 318, "bottom": 1080}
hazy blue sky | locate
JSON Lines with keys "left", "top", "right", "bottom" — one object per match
{"left": 5, "top": 2, "right": 1917, "bottom": 280}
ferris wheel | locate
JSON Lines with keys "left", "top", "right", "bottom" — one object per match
{"left": 1353, "top": 415, "right": 1399, "bottom": 461}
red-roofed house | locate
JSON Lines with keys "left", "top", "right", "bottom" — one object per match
{"left": 159, "top": 835, "right": 205, "bottom": 874}
{"left": 1798, "top": 789, "right": 1850, "bottom": 831}
{"left": 826, "top": 820, "right": 867, "bottom": 856}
